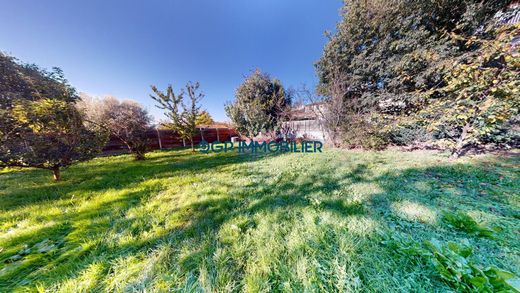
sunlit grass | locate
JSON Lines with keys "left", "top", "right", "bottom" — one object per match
{"left": 0, "top": 148, "right": 518, "bottom": 291}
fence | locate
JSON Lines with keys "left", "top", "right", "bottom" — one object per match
{"left": 102, "top": 127, "right": 238, "bottom": 155}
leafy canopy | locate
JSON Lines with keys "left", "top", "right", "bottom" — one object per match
{"left": 78, "top": 95, "right": 152, "bottom": 160}
{"left": 225, "top": 69, "right": 291, "bottom": 137}
{"left": 0, "top": 53, "right": 103, "bottom": 180}
{"left": 315, "top": 0, "right": 516, "bottom": 152}
{"left": 195, "top": 110, "right": 214, "bottom": 126}
{"left": 420, "top": 25, "right": 520, "bottom": 154}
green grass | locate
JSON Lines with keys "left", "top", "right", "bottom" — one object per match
{"left": 0, "top": 148, "right": 519, "bottom": 292}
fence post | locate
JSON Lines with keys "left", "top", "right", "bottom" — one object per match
{"left": 156, "top": 128, "right": 162, "bottom": 150}
{"left": 216, "top": 128, "right": 220, "bottom": 142}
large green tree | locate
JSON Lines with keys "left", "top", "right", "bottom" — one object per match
{"left": 225, "top": 69, "right": 291, "bottom": 137}
{"left": 315, "top": 0, "right": 514, "bottom": 150}
{"left": 0, "top": 53, "right": 103, "bottom": 180}
{"left": 317, "top": 0, "right": 510, "bottom": 100}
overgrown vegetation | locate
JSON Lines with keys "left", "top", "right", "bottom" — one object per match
{"left": 420, "top": 25, "right": 520, "bottom": 157}
{"left": 1, "top": 149, "right": 518, "bottom": 291}
{"left": 384, "top": 237, "right": 519, "bottom": 292}
{"left": 316, "top": 0, "right": 519, "bottom": 153}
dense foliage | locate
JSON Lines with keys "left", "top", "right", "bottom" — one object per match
{"left": 316, "top": 0, "right": 519, "bottom": 153}
{"left": 420, "top": 25, "right": 520, "bottom": 156}
{"left": 386, "top": 236, "right": 519, "bottom": 291}
{"left": 195, "top": 110, "right": 214, "bottom": 126}
{"left": 225, "top": 69, "right": 291, "bottom": 137}
{"left": 0, "top": 53, "right": 102, "bottom": 180}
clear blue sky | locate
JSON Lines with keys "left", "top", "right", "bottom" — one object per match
{"left": 0, "top": 0, "right": 342, "bottom": 122}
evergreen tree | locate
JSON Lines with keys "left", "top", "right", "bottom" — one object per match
{"left": 315, "top": 0, "right": 514, "bottom": 151}
{"left": 195, "top": 110, "right": 214, "bottom": 126}
{"left": 225, "top": 69, "right": 291, "bottom": 137}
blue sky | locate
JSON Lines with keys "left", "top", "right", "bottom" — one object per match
{"left": 0, "top": 0, "right": 342, "bottom": 122}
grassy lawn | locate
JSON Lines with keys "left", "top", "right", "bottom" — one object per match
{"left": 0, "top": 148, "right": 519, "bottom": 292}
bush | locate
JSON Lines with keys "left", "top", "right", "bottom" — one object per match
{"left": 388, "top": 123, "right": 432, "bottom": 146}
{"left": 340, "top": 115, "right": 389, "bottom": 150}
{"left": 479, "top": 114, "right": 520, "bottom": 148}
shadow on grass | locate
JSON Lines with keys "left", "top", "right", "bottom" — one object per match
{"left": 0, "top": 148, "right": 273, "bottom": 212}
{"left": 0, "top": 150, "right": 518, "bottom": 290}
{"left": 0, "top": 149, "right": 286, "bottom": 288}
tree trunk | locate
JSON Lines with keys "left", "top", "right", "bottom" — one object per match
{"left": 329, "top": 130, "right": 339, "bottom": 148}
{"left": 190, "top": 139, "right": 195, "bottom": 152}
{"left": 451, "top": 123, "right": 471, "bottom": 159}
{"left": 134, "top": 152, "right": 146, "bottom": 160}
{"left": 52, "top": 166, "right": 61, "bottom": 181}
{"left": 156, "top": 128, "right": 162, "bottom": 149}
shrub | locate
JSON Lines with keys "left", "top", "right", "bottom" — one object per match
{"left": 388, "top": 123, "right": 432, "bottom": 146}
{"left": 479, "top": 114, "right": 520, "bottom": 148}
{"left": 341, "top": 115, "right": 389, "bottom": 150}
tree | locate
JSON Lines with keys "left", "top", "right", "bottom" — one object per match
{"left": 420, "top": 25, "right": 520, "bottom": 157}
{"left": 150, "top": 82, "right": 202, "bottom": 151}
{"left": 0, "top": 53, "right": 103, "bottom": 180}
{"left": 225, "top": 69, "right": 291, "bottom": 137}
{"left": 77, "top": 96, "right": 152, "bottom": 160}
{"left": 314, "top": 0, "right": 512, "bottom": 150}
{"left": 195, "top": 110, "right": 214, "bottom": 126}
{"left": 317, "top": 0, "right": 510, "bottom": 98}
